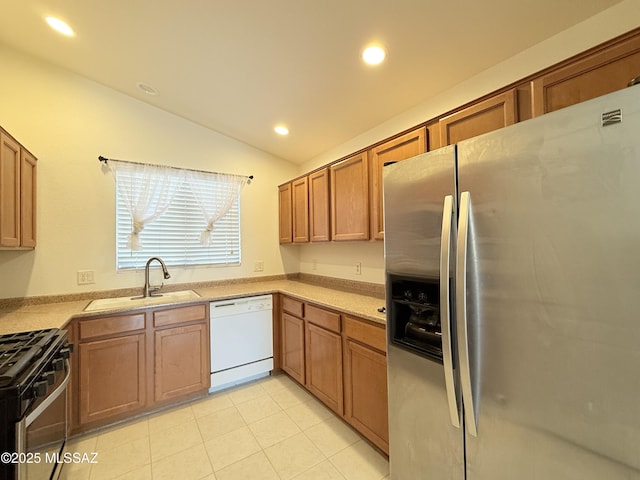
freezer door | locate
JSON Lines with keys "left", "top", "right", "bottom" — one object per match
{"left": 383, "top": 147, "right": 463, "bottom": 479}
{"left": 457, "top": 87, "right": 640, "bottom": 479}
{"left": 383, "top": 146, "right": 457, "bottom": 278}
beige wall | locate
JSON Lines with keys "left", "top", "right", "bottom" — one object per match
{"left": 292, "top": 0, "right": 640, "bottom": 286}
{"left": 0, "top": 46, "right": 299, "bottom": 299}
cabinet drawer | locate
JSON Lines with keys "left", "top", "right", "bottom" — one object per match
{"left": 305, "top": 304, "right": 340, "bottom": 333}
{"left": 282, "top": 296, "right": 304, "bottom": 317}
{"left": 79, "top": 313, "right": 146, "bottom": 340}
{"left": 153, "top": 304, "right": 207, "bottom": 327}
{"left": 343, "top": 316, "right": 386, "bottom": 353}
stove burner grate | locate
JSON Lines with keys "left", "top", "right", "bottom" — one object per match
{"left": 0, "top": 329, "right": 58, "bottom": 387}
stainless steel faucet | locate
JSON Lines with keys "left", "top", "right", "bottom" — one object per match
{"left": 143, "top": 257, "right": 171, "bottom": 297}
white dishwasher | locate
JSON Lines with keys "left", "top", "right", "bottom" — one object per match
{"left": 209, "top": 294, "right": 273, "bottom": 392}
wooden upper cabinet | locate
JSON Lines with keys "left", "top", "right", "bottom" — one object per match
{"left": 277, "top": 31, "right": 640, "bottom": 245}
{"left": 20, "top": 149, "right": 37, "bottom": 248}
{"left": 292, "top": 177, "right": 309, "bottom": 243}
{"left": 0, "top": 132, "right": 21, "bottom": 247}
{"left": 308, "top": 168, "right": 330, "bottom": 242}
{"left": 330, "top": 153, "right": 369, "bottom": 241}
{"left": 0, "top": 127, "right": 37, "bottom": 249}
{"left": 439, "top": 89, "right": 517, "bottom": 146}
{"left": 532, "top": 32, "right": 640, "bottom": 117}
{"left": 278, "top": 182, "right": 292, "bottom": 244}
{"left": 369, "top": 127, "right": 426, "bottom": 240}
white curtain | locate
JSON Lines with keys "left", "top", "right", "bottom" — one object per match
{"left": 109, "top": 160, "right": 185, "bottom": 249}
{"left": 186, "top": 170, "right": 248, "bottom": 246}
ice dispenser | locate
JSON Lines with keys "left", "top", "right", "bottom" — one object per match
{"left": 387, "top": 274, "right": 443, "bottom": 363}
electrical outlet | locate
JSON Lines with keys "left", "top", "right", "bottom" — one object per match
{"left": 355, "top": 262, "right": 362, "bottom": 275}
{"left": 77, "top": 270, "right": 95, "bottom": 285}
{"left": 254, "top": 261, "right": 264, "bottom": 272}
{"left": 312, "top": 259, "right": 317, "bottom": 271}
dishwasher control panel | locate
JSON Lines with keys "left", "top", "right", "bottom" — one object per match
{"left": 210, "top": 294, "right": 273, "bottom": 318}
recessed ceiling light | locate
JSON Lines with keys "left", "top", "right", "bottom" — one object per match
{"left": 274, "top": 125, "right": 289, "bottom": 136}
{"left": 362, "top": 45, "right": 386, "bottom": 65}
{"left": 137, "top": 82, "right": 158, "bottom": 95}
{"left": 45, "top": 17, "right": 75, "bottom": 37}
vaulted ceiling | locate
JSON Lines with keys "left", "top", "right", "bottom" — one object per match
{"left": 0, "top": 1, "right": 623, "bottom": 163}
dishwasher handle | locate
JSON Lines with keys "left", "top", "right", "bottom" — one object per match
{"left": 210, "top": 295, "right": 273, "bottom": 318}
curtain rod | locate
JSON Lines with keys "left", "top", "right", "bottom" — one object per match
{"left": 98, "top": 156, "right": 254, "bottom": 182}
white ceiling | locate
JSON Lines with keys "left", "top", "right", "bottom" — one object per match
{"left": 0, "top": 0, "right": 623, "bottom": 164}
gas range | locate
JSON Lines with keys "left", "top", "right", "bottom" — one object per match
{"left": 0, "top": 329, "right": 72, "bottom": 480}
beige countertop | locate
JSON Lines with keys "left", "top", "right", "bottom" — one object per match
{"left": 0, "top": 279, "right": 386, "bottom": 335}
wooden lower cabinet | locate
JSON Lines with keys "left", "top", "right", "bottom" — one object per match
{"left": 281, "top": 312, "right": 305, "bottom": 384}
{"left": 154, "top": 323, "right": 209, "bottom": 402}
{"left": 78, "top": 334, "right": 146, "bottom": 425}
{"left": 305, "top": 322, "right": 343, "bottom": 414}
{"left": 343, "top": 314, "right": 388, "bottom": 454}
{"left": 343, "top": 338, "right": 389, "bottom": 454}
{"left": 72, "top": 303, "right": 209, "bottom": 433}
{"left": 279, "top": 295, "right": 388, "bottom": 454}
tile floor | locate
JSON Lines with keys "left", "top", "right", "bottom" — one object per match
{"left": 60, "top": 374, "right": 390, "bottom": 480}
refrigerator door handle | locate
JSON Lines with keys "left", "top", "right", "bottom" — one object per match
{"left": 440, "top": 194, "right": 461, "bottom": 428}
{"left": 456, "top": 191, "right": 478, "bottom": 437}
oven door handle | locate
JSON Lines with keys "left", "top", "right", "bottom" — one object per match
{"left": 25, "top": 359, "right": 70, "bottom": 428}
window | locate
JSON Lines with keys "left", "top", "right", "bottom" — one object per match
{"left": 114, "top": 165, "right": 243, "bottom": 270}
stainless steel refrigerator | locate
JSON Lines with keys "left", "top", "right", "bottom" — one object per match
{"left": 383, "top": 85, "right": 640, "bottom": 479}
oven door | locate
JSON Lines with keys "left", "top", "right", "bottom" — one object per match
{"left": 16, "top": 360, "right": 70, "bottom": 480}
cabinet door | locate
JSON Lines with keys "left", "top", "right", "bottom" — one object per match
{"left": 305, "top": 322, "right": 343, "bottom": 414}
{"left": 330, "top": 153, "right": 369, "bottom": 241}
{"left": 0, "top": 132, "right": 21, "bottom": 247}
{"left": 78, "top": 334, "right": 146, "bottom": 425}
{"left": 281, "top": 312, "right": 305, "bottom": 385}
{"left": 369, "top": 127, "right": 426, "bottom": 240}
{"left": 532, "top": 33, "right": 640, "bottom": 117}
{"left": 308, "top": 168, "right": 330, "bottom": 242}
{"left": 155, "top": 323, "right": 209, "bottom": 402}
{"left": 278, "top": 183, "right": 293, "bottom": 244}
{"left": 20, "top": 149, "right": 37, "bottom": 247}
{"left": 439, "top": 89, "right": 517, "bottom": 146}
{"left": 343, "top": 339, "right": 389, "bottom": 454}
{"left": 292, "top": 176, "right": 309, "bottom": 243}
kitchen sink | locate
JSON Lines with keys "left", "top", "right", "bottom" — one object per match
{"left": 84, "top": 290, "right": 201, "bottom": 312}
